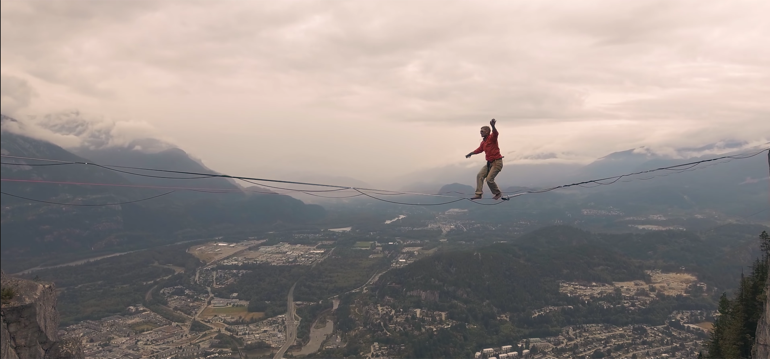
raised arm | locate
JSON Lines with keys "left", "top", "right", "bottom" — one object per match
{"left": 490, "top": 118, "right": 498, "bottom": 133}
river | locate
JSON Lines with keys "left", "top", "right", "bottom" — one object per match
{"left": 297, "top": 319, "right": 334, "bottom": 355}
{"left": 385, "top": 215, "right": 406, "bottom": 224}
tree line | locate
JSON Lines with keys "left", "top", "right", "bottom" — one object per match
{"left": 706, "top": 231, "right": 769, "bottom": 359}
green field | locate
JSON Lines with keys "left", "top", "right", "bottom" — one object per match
{"left": 129, "top": 321, "right": 160, "bottom": 333}
{"left": 200, "top": 306, "right": 264, "bottom": 320}
{"left": 204, "top": 306, "right": 247, "bottom": 315}
{"left": 354, "top": 241, "right": 372, "bottom": 249}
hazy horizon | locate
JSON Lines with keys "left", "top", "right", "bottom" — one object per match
{"left": 2, "top": 0, "right": 769, "bottom": 187}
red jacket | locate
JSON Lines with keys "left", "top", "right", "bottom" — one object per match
{"left": 472, "top": 129, "right": 503, "bottom": 162}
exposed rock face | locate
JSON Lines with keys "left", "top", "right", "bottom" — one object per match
{"left": 753, "top": 265, "right": 770, "bottom": 359}
{"left": 0, "top": 270, "right": 83, "bottom": 359}
{"left": 2, "top": 318, "right": 20, "bottom": 359}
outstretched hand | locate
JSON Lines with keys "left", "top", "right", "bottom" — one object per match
{"left": 490, "top": 118, "right": 496, "bottom": 127}
{"left": 465, "top": 153, "right": 472, "bottom": 159}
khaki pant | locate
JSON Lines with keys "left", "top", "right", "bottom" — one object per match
{"left": 476, "top": 158, "right": 503, "bottom": 196}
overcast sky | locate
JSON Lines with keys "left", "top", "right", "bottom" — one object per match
{"left": 1, "top": 0, "right": 769, "bottom": 186}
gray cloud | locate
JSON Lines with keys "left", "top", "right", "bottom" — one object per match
{"left": 2, "top": 110, "right": 164, "bottom": 151}
{"left": 0, "top": 74, "right": 36, "bottom": 115}
{"left": 34, "top": 111, "right": 163, "bottom": 150}
{"left": 1, "top": 0, "right": 769, "bottom": 185}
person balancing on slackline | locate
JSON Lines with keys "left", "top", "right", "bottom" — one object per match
{"left": 465, "top": 118, "right": 504, "bottom": 200}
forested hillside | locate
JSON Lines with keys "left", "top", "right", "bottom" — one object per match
{"left": 706, "top": 231, "right": 769, "bottom": 358}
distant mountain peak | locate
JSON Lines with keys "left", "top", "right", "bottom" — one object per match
{"left": 0, "top": 114, "right": 19, "bottom": 124}
{"left": 599, "top": 140, "right": 757, "bottom": 163}
{"left": 124, "top": 138, "right": 178, "bottom": 154}
{"left": 9, "top": 110, "right": 163, "bottom": 151}
{"left": 437, "top": 183, "right": 474, "bottom": 196}
{"left": 244, "top": 185, "right": 276, "bottom": 195}
{"left": 597, "top": 147, "right": 658, "bottom": 161}
{"left": 1, "top": 114, "right": 27, "bottom": 134}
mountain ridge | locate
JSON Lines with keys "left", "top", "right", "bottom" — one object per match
{"left": 1, "top": 114, "right": 327, "bottom": 273}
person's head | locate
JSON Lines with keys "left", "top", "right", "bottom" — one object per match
{"left": 480, "top": 126, "right": 491, "bottom": 138}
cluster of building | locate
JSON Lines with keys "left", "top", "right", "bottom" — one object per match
{"left": 189, "top": 240, "right": 264, "bottom": 264}
{"left": 209, "top": 297, "right": 246, "bottom": 308}
{"left": 197, "top": 269, "right": 259, "bottom": 291}
{"left": 218, "top": 242, "right": 327, "bottom": 266}
{"left": 60, "top": 309, "right": 190, "bottom": 358}
{"left": 670, "top": 310, "right": 714, "bottom": 334}
{"left": 619, "top": 214, "right": 690, "bottom": 231}
{"left": 369, "top": 342, "right": 409, "bottom": 357}
{"left": 58, "top": 222, "right": 721, "bottom": 359}
{"left": 628, "top": 224, "right": 686, "bottom": 231}
{"left": 223, "top": 314, "right": 288, "bottom": 348}
{"left": 581, "top": 208, "right": 624, "bottom": 216}
{"left": 559, "top": 270, "right": 707, "bottom": 308}
{"left": 160, "top": 286, "right": 208, "bottom": 316}
{"left": 623, "top": 215, "right": 668, "bottom": 221}
{"left": 391, "top": 246, "right": 423, "bottom": 268}
{"left": 475, "top": 345, "right": 531, "bottom": 359}
{"left": 358, "top": 302, "right": 456, "bottom": 339}
{"left": 560, "top": 281, "right": 634, "bottom": 301}
{"left": 61, "top": 301, "right": 289, "bottom": 358}
{"left": 352, "top": 270, "right": 711, "bottom": 359}
{"left": 645, "top": 270, "right": 706, "bottom": 295}
{"left": 292, "top": 232, "right": 327, "bottom": 239}
{"left": 473, "top": 319, "right": 706, "bottom": 359}
{"left": 207, "top": 269, "right": 251, "bottom": 288}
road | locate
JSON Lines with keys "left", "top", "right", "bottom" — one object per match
{"left": 144, "top": 264, "right": 186, "bottom": 305}
{"left": 145, "top": 284, "right": 157, "bottom": 302}
{"left": 274, "top": 282, "right": 298, "bottom": 359}
{"left": 312, "top": 247, "right": 335, "bottom": 269}
{"left": 329, "top": 267, "right": 391, "bottom": 301}
{"left": 184, "top": 265, "right": 215, "bottom": 334}
{"left": 186, "top": 283, "right": 214, "bottom": 335}
{"left": 360, "top": 268, "right": 390, "bottom": 293}
{"left": 14, "top": 238, "right": 206, "bottom": 275}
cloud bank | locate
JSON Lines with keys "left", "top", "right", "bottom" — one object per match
{"left": 1, "top": 110, "right": 165, "bottom": 151}
{"left": 1, "top": 0, "right": 768, "bottom": 184}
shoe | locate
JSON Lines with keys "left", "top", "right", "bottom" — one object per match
{"left": 493, "top": 193, "right": 502, "bottom": 200}
{"left": 470, "top": 195, "right": 482, "bottom": 200}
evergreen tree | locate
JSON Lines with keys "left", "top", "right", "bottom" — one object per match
{"left": 706, "top": 231, "right": 769, "bottom": 358}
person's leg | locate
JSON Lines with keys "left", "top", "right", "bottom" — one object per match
{"left": 486, "top": 159, "right": 504, "bottom": 199}
{"left": 473, "top": 164, "right": 489, "bottom": 198}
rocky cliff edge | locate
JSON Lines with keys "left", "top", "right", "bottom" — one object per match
{"left": 1, "top": 270, "right": 83, "bottom": 359}
{"left": 753, "top": 264, "right": 770, "bottom": 359}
